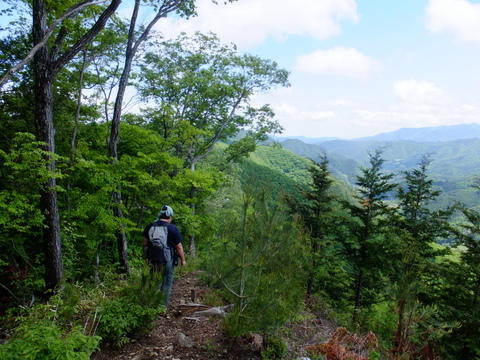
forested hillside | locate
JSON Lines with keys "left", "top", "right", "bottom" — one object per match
{"left": 236, "top": 144, "right": 356, "bottom": 203}
{"left": 281, "top": 136, "right": 480, "bottom": 209}
{"left": 1, "top": 2, "right": 480, "bottom": 360}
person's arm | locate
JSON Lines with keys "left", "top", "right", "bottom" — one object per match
{"left": 142, "top": 237, "right": 149, "bottom": 260}
{"left": 174, "top": 243, "right": 187, "bottom": 267}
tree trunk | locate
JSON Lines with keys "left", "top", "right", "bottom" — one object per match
{"left": 112, "top": 190, "right": 129, "bottom": 273}
{"left": 71, "top": 49, "right": 88, "bottom": 150}
{"left": 307, "top": 238, "right": 319, "bottom": 295}
{"left": 189, "top": 203, "right": 196, "bottom": 258}
{"left": 392, "top": 297, "right": 406, "bottom": 359}
{"left": 33, "top": 0, "right": 64, "bottom": 291}
{"left": 106, "top": 0, "right": 142, "bottom": 274}
{"left": 353, "top": 268, "right": 363, "bottom": 325}
{"left": 188, "top": 160, "right": 197, "bottom": 257}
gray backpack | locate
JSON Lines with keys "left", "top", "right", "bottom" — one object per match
{"left": 147, "top": 224, "right": 172, "bottom": 264}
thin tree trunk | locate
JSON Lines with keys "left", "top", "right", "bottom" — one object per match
{"left": 353, "top": 268, "right": 363, "bottom": 325}
{"left": 189, "top": 203, "right": 196, "bottom": 257}
{"left": 188, "top": 160, "right": 197, "bottom": 257}
{"left": 106, "top": 0, "right": 142, "bottom": 274}
{"left": 94, "top": 251, "right": 100, "bottom": 285}
{"left": 392, "top": 297, "right": 406, "bottom": 359}
{"left": 113, "top": 190, "right": 129, "bottom": 272}
{"left": 71, "top": 49, "right": 88, "bottom": 150}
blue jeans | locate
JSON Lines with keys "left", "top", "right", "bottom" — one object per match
{"left": 160, "top": 260, "right": 175, "bottom": 307}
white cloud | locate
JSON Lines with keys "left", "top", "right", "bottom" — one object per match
{"left": 295, "top": 47, "right": 382, "bottom": 78}
{"left": 425, "top": 0, "right": 480, "bottom": 43}
{"left": 154, "top": 0, "right": 358, "bottom": 49}
{"left": 393, "top": 79, "right": 451, "bottom": 104}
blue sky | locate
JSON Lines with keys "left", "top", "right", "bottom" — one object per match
{"left": 153, "top": 0, "right": 480, "bottom": 138}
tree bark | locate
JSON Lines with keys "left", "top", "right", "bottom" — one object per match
{"left": 33, "top": 0, "right": 64, "bottom": 291}
{"left": 353, "top": 268, "right": 363, "bottom": 325}
{"left": 106, "top": 0, "right": 140, "bottom": 274}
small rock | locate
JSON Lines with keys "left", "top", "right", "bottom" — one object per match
{"left": 175, "top": 332, "right": 195, "bottom": 348}
{"left": 249, "top": 333, "right": 264, "bottom": 351}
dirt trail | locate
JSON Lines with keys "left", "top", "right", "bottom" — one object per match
{"left": 91, "top": 271, "right": 337, "bottom": 360}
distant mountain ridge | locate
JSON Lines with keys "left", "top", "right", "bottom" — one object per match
{"left": 276, "top": 123, "right": 480, "bottom": 143}
{"left": 358, "top": 123, "right": 480, "bottom": 142}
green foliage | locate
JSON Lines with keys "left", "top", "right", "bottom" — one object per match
{"left": 3, "top": 3, "right": 480, "bottom": 356}
{"left": 136, "top": 31, "right": 289, "bottom": 171}
{"left": 287, "top": 155, "right": 347, "bottom": 297}
{"left": 97, "top": 267, "right": 165, "bottom": 346}
{"left": 0, "top": 133, "right": 61, "bottom": 232}
{"left": 248, "top": 145, "right": 311, "bottom": 181}
{"left": 0, "top": 284, "right": 100, "bottom": 360}
{"left": 428, "top": 192, "right": 480, "bottom": 359}
{"left": 357, "top": 301, "right": 396, "bottom": 345}
{"left": 261, "top": 335, "right": 288, "bottom": 360}
{"left": 98, "top": 296, "right": 159, "bottom": 346}
{"left": 244, "top": 145, "right": 312, "bottom": 185}
{"left": 202, "top": 288, "right": 225, "bottom": 307}
{"left": 0, "top": 320, "right": 100, "bottom": 360}
{"left": 0, "top": 133, "right": 67, "bottom": 298}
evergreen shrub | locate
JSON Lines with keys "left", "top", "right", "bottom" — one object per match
{"left": 205, "top": 184, "right": 308, "bottom": 340}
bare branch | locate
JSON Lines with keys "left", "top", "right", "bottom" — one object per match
{"left": 0, "top": 282, "right": 24, "bottom": 305}
{"left": 0, "top": 0, "right": 109, "bottom": 88}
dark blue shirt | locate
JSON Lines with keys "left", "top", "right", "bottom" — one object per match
{"left": 143, "top": 220, "right": 183, "bottom": 265}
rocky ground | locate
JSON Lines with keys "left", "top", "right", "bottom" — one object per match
{"left": 91, "top": 271, "right": 338, "bottom": 360}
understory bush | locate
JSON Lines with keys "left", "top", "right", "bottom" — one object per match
{"left": 261, "top": 335, "right": 288, "bottom": 359}
{"left": 0, "top": 285, "right": 100, "bottom": 360}
{"left": 0, "top": 319, "right": 100, "bottom": 360}
{"left": 97, "top": 296, "right": 160, "bottom": 346}
{"left": 0, "top": 266, "right": 166, "bottom": 357}
{"left": 96, "top": 266, "right": 165, "bottom": 346}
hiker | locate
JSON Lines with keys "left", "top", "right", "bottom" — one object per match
{"left": 143, "top": 205, "right": 186, "bottom": 308}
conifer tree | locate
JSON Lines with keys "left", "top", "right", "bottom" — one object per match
{"left": 392, "top": 154, "right": 452, "bottom": 357}
{"left": 205, "top": 182, "right": 307, "bottom": 339}
{"left": 289, "top": 154, "right": 341, "bottom": 295}
{"left": 342, "top": 148, "right": 397, "bottom": 324}
{"left": 427, "top": 177, "right": 480, "bottom": 359}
